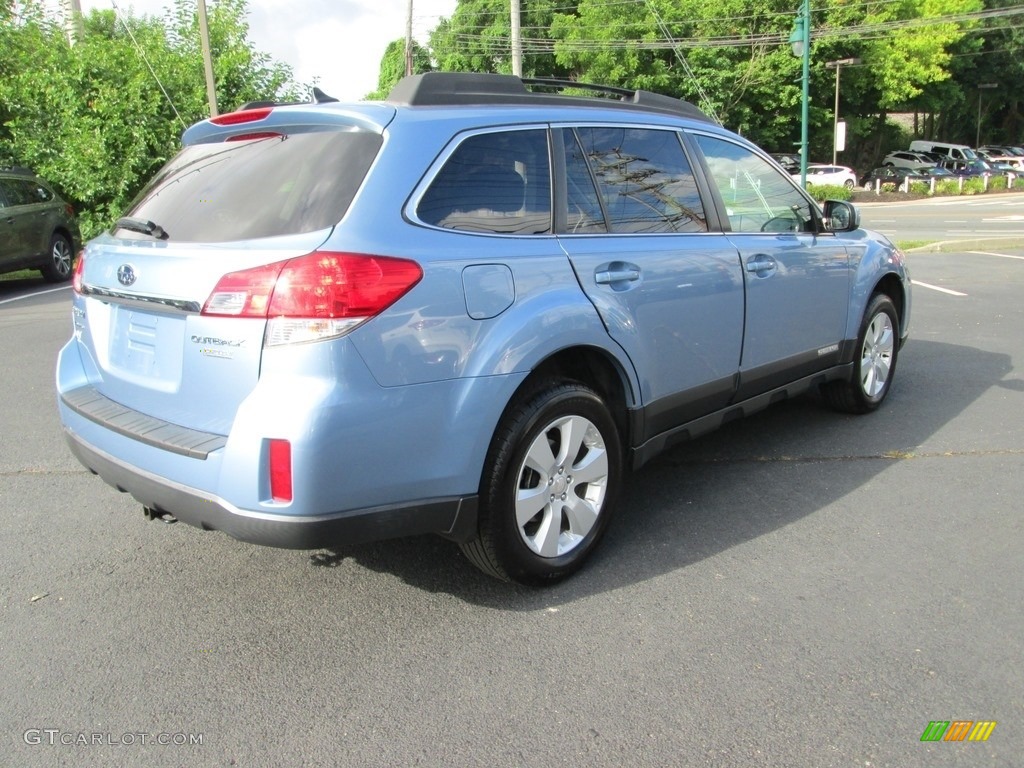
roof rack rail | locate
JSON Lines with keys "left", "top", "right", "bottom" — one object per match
{"left": 385, "top": 72, "right": 712, "bottom": 123}
{"left": 235, "top": 86, "right": 339, "bottom": 113}
{"left": 0, "top": 165, "right": 35, "bottom": 176}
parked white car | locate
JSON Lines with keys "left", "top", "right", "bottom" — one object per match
{"left": 882, "top": 150, "right": 938, "bottom": 170}
{"left": 794, "top": 164, "right": 858, "bottom": 188}
{"left": 976, "top": 149, "right": 1024, "bottom": 170}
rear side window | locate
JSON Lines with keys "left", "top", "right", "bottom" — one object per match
{"left": 120, "top": 130, "right": 382, "bottom": 243}
{"left": 1, "top": 178, "right": 50, "bottom": 206}
{"left": 573, "top": 126, "right": 707, "bottom": 234}
{"left": 417, "top": 129, "right": 552, "bottom": 234}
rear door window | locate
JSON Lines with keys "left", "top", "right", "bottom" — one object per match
{"left": 417, "top": 129, "right": 552, "bottom": 234}
{"left": 119, "top": 130, "right": 382, "bottom": 243}
{"left": 572, "top": 126, "right": 707, "bottom": 234}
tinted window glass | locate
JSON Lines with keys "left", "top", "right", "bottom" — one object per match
{"left": 2, "top": 178, "right": 46, "bottom": 206}
{"left": 694, "top": 134, "right": 815, "bottom": 234}
{"left": 561, "top": 128, "right": 607, "bottom": 234}
{"left": 120, "top": 130, "right": 382, "bottom": 243}
{"left": 418, "top": 129, "right": 551, "bottom": 234}
{"left": 574, "top": 126, "right": 706, "bottom": 234}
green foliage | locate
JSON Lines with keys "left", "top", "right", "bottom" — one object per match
{"left": 366, "top": 39, "right": 433, "bottom": 100}
{"left": 960, "top": 176, "right": 986, "bottom": 194}
{"left": 908, "top": 180, "right": 932, "bottom": 194}
{"left": 0, "top": 0, "right": 301, "bottom": 239}
{"left": 986, "top": 174, "right": 1009, "bottom": 192}
{"left": 422, "top": 0, "right": 1001, "bottom": 169}
{"left": 429, "top": 0, "right": 572, "bottom": 78}
{"left": 805, "top": 184, "right": 852, "bottom": 202}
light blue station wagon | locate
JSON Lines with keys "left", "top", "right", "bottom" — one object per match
{"left": 57, "top": 73, "right": 911, "bottom": 584}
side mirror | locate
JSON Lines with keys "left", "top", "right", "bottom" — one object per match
{"left": 822, "top": 199, "right": 860, "bottom": 232}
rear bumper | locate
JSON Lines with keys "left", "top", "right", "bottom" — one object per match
{"left": 64, "top": 426, "right": 478, "bottom": 548}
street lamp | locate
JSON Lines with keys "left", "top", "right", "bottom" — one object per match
{"left": 789, "top": 0, "right": 811, "bottom": 188}
{"left": 976, "top": 83, "right": 997, "bottom": 148}
{"left": 825, "top": 58, "right": 861, "bottom": 165}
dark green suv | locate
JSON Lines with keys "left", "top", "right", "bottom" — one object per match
{"left": 0, "top": 167, "right": 80, "bottom": 282}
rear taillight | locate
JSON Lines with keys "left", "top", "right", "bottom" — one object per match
{"left": 268, "top": 439, "right": 292, "bottom": 502}
{"left": 72, "top": 251, "right": 85, "bottom": 293}
{"left": 202, "top": 251, "right": 423, "bottom": 346}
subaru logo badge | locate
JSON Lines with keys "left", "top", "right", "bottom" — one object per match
{"left": 117, "top": 264, "right": 137, "bottom": 287}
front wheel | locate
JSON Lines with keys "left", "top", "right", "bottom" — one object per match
{"left": 844, "top": 179, "right": 855, "bottom": 189}
{"left": 823, "top": 294, "right": 899, "bottom": 414}
{"left": 460, "top": 381, "right": 622, "bottom": 585}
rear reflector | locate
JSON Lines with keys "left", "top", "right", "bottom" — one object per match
{"left": 269, "top": 439, "right": 292, "bottom": 502}
{"left": 203, "top": 252, "right": 423, "bottom": 346}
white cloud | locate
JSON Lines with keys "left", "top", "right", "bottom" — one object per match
{"left": 75, "top": 0, "right": 457, "bottom": 102}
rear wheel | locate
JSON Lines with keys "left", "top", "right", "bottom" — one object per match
{"left": 823, "top": 294, "right": 899, "bottom": 413}
{"left": 41, "top": 233, "right": 73, "bottom": 283}
{"left": 460, "top": 381, "right": 622, "bottom": 585}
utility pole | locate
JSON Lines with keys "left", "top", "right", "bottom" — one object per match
{"left": 62, "top": 0, "right": 85, "bottom": 46}
{"left": 510, "top": 0, "right": 522, "bottom": 77}
{"left": 197, "top": 0, "right": 218, "bottom": 117}
{"left": 405, "top": 0, "right": 414, "bottom": 76}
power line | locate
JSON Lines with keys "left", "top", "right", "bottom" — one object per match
{"left": 444, "top": 5, "right": 1024, "bottom": 54}
{"left": 109, "top": 0, "right": 186, "bottom": 129}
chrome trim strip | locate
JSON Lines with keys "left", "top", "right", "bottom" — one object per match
{"left": 80, "top": 283, "right": 201, "bottom": 314}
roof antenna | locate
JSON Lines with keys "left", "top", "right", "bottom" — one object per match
{"left": 312, "top": 87, "right": 339, "bottom": 104}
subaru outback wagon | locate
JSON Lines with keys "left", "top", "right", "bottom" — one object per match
{"left": 1, "top": 167, "right": 80, "bottom": 282}
{"left": 58, "top": 73, "right": 911, "bottom": 584}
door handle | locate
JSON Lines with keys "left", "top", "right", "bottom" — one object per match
{"left": 745, "top": 255, "right": 777, "bottom": 276}
{"left": 595, "top": 264, "right": 641, "bottom": 285}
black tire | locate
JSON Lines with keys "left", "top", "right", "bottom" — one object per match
{"left": 460, "top": 381, "right": 622, "bottom": 585}
{"left": 844, "top": 179, "right": 855, "bottom": 189}
{"left": 823, "top": 294, "right": 900, "bottom": 414}
{"left": 41, "top": 233, "right": 74, "bottom": 283}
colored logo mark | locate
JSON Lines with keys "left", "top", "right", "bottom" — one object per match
{"left": 920, "top": 721, "right": 997, "bottom": 742}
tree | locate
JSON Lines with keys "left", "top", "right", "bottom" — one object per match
{"left": 429, "top": 0, "right": 573, "bottom": 79}
{"left": 366, "top": 38, "right": 433, "bottom": 100}
{"left": 0, "top": 0, "right": 302, "bottom": 238}
{"left": 420, "top": 0, "right": 989, "bottom": 164}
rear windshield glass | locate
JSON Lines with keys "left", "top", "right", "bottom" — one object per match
{"left": 119, "top": 130, "right": 382, "bottom": 243}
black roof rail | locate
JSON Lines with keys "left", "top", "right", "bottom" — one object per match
{"left": 385, "top": 72, "right": 712, "bottom": 123}
{"left": 0, "top": 165, "right": 36, "bottom": 176}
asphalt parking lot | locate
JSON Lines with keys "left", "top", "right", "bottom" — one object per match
{"left": 1, "top": 239, "right": 1022, "bottom": 766}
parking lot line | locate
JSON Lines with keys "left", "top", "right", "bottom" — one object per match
{"left": 970, "top": 250, "right": 1024, "bottom": 261}
{"left": 0, "top": 286, "right": 72, "bottom": 306}
{"left": 911, "top": 280, "right": 967, "bottom": 297}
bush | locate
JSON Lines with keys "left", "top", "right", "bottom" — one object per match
{"left": 962, "top": 177, "right": 986, "bottom": 195}
{"left": 988, "top": 175, "right": 1010, "bottom": 192}
{"left": 934, "top": 179, "right": 962, "bottom": 196}
{"left": 806, "top": 184, "right": 853, "bottom": 202}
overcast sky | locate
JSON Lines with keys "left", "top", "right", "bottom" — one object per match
{"left": 76, "top": 0, "right": 458, "bottom": 102}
